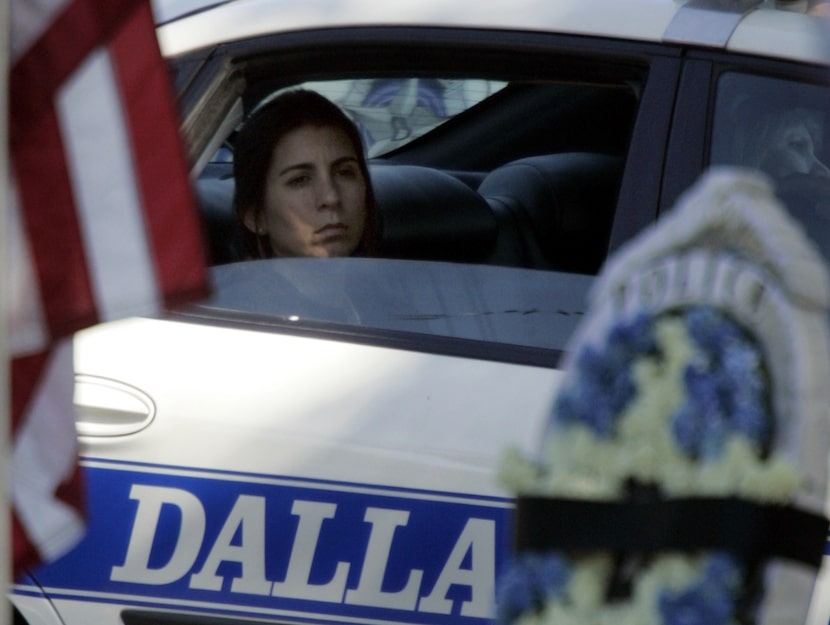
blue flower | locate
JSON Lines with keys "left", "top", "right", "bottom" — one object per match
{"left": 673, "top": 364, "right": 728, "bottom": 458}
{"left": 703, "top": 553, "right": 742, "bottom": 588}
{"left": 684, "top": 307, "right": 742, "bottom": 356}
{"left": 495, "top": 552, "right": 571, "bottom": 624}
{"left": 669, "top": 307, "right": 771, "bottom": 458}
{"left": 658, "top": 554, "right": 741, "bottom": 625}
{"left": 554, "top": 304, "right": 771, "bottom": 458}
{"left": 658, "top": 585, "right": 732, "bottom": 625}
{"left": 671, "top": 402, "right": 704, "bottom": 456}
{"left": 553, "top": 314, "right": 654, "bottom": 437}
{"left": 555, "top": 389, "right": 619, "bottom": 438}
{"left": 608, "top": 312, "right": 657, "bottom": 356}
{"left": 720, "top": 343, "right": 769, "bottom": 447}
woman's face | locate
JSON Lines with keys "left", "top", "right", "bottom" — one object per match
{"left": 247, "top": 124, "right": 368, "bottom": 257}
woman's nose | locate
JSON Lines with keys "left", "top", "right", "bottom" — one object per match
{"left": 317, "top": 174, "right": 341, "bottom": 207}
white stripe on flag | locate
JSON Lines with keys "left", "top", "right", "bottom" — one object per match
{"left": 10, "top": 0, "right": 69, "bottom": 62}
{"left": 57, "top": 47, "right": 162, "bottom": 322}
{"left": 8, "top": 176, "right": 49, "bottom": 357}
{"left": 11, "top": 341, "right": 85, "bottom": 562}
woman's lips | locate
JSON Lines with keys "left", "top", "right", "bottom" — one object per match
{"left": 316, "top": 223, "right": 347, "bottom": 236}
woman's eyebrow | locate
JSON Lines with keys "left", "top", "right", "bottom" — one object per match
{"left": 277, "top": 155, "right": 358, "bottom": 177}
{"left": 277, "top": 162, "right": 313, "bottom": 177}
{"left": 332, "top": 156, "right": 359, "bottom": 167}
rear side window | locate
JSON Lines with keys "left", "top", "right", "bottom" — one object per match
{"left": 710, "top": 72, "right": 830, "bottom": 259}
{"left": 298, "top": 78, "right": 508, "bottom": 157}
{"left": 201, "top": 74, "right": 638, "bottom": 274}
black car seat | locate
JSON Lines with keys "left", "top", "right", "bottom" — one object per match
{"left": 478, "top": 153, "right": 623, "bottom": 274}
{"left": 195, "top": 172, "right": 240, "bottom": 265}
{"left": 369, "top": 164, "right": 499, "bottom": 263}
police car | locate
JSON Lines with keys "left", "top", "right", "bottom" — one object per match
{"left": 10, "top": 1, "right": 830, "bottom": 624}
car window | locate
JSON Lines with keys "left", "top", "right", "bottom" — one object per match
{"left": 195, "top": 70, "right": 639, "bottom": 359}
{"left": 709, "top": 72, "right": 830, "bottom": 259}
{"left": 200, "top": 74, "right": 636, "bottom": 264}
{"left": 207, "top": 78, "right": 507, "bottom": 164}
{"left": 289, "top": 79, "right": 508, "bottom": 157}
{"left": 197, "top": 258, "right": 592, "bottom": 355}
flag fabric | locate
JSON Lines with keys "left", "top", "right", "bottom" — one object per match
{"left": 9, "top": 0, "right": 210, "bottom": 576}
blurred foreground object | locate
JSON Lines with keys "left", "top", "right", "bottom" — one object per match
{"left": 498, "top": 167, "right": 830, "bottom": 625}
{"left": 9, "top": 0, "right": 209, "bottom": 577}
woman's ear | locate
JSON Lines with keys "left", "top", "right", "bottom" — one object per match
{"left": 241, "top": 208, "right": 263, "bottom": 235}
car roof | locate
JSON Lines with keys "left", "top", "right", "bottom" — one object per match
{"left": 155, "top": 0, "right": 830, "bottom": 65}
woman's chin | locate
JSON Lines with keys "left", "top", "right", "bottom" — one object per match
{"left": 311, "top": 238, "right": 359, "bottom": 258}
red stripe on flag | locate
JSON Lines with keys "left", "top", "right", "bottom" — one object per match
{"left": 11, "top": 108, "right": 98, "bottom": 340}
{"left": 109, "top": 3, "right": 210, "bottom": 308}
{"left": 10, "top": 0, "right": 145, "bottom": 132}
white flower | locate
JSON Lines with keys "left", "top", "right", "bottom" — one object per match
{"left": 498, "top": 445, "right": 541, "bottom": 494}
{"left": 566, "top": 555, "right": 613, "bottom": 610}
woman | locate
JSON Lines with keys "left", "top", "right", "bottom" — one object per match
{"left": 233, "top": 89, "right": 379, "bottom": 258}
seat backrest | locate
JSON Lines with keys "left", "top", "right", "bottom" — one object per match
{"left": 478, "top": 153, "right": 623, "bottom": 273}
{"left": 370, "top": 164, "right": 498, "bottom": 263}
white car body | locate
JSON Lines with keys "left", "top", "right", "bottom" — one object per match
{"left": 154, "top": 0, "right": 829, "bottom": 63}
{"left": 13, "top": 259, "right": 584, "bottom": 625}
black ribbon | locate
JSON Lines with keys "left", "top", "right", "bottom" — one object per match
{"left": 514, "top": 496, "right": 828, "bottom": 568}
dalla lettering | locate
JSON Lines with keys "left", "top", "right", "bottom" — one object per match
{"left": 110, "top": 484, "right": 495, "bottom": 617}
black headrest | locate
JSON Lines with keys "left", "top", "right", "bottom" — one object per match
{"left": 196, "top": 176, "right": 239, "bottom": 265}
{"left": 370, "top": 164, "right": 497, "bottom": 262}
{"left": 478, "top": 153, "right": 622, "bottom": 273}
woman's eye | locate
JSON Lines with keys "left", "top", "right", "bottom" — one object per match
{"left": 336, "top": 166, "right": 359, "bottom": 179}
{"left": 286, "top": 175, "right": 310, "bottom": 187}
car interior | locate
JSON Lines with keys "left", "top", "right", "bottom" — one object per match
{"left": 195, "top": 79, "right": 638, "bottom": 275}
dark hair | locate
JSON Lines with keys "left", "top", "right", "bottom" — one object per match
{"left": 232, "top": 89, "right": 379, "bottom": 258}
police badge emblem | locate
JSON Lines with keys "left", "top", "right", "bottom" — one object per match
{"left": 497, "top": 168, "right": 830, "bottom": 625}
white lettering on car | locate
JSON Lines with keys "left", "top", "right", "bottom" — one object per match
{"left": 345, "top": 507, "right": 423, "bottom": 609}
{"left": 418, "top": 517, "right": 495, "bottom": 617}
{"left": 109, "top": 484, "right": 496, "bottom": 616}
{"left": 110, "top": 484, "right": 206, "bottom": 585}
{"left": 190, "top": 494, "right": 271, "bottom": 595}
{"left": 269, "top": 500, "right": 351, "bottom": 602}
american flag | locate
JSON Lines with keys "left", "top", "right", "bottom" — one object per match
{"left": 9, "top": 0, "right": 210, "bottom": 576}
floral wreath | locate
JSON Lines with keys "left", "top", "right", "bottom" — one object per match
{"left": 497, "top": 304, "right": 823, "bottom": 625}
